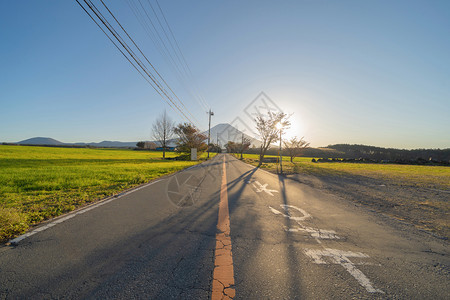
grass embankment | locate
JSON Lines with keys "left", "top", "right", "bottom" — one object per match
{"left": 0, "top": 145, "right": 213, "bottom": 242}
{"left": 240, "top": 153, "right": 450, "bottom": 190}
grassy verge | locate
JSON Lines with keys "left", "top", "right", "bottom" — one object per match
{"left": 239, "top": 153, "right": 450, "bottom": 190}
{"left": 0, "top": 145, "right": 214, "bottom": 242}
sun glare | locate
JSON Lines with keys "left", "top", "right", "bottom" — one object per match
{"left": 284, "top": 117, "right": 305, "bottom": 141}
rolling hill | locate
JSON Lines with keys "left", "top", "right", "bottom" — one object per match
{"left": 13, "top": 123, "right": 260, "bottom": 148}
{"left": 17, "top": 137, "right": 64, "bottom": 145}
{"left": 16, "top": 138, "right": 138, "bottom": 148}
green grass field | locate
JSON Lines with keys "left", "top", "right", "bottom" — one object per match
{"left": 239, "top": 153, "right": 450, "bottom": 190}
{"left": 0, "top": 145, "right": 214, "bottom": 242}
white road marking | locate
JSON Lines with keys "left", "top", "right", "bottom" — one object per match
{"left": 241, "top": 155, "right": 383, "bottom": 293}
{"left": 286, "top": 226, "right": 340, "bottom": 239}
{"left": 252, "top": 181, "right": 278, "bottom": 196}
{"left": 269, "top": 203, "right": 382, "bottom": 293}
{"left": 269, "top": 206, "right": 284, "bottom": 215}
{"left": 304, "top": 248, "right": 384, "bottom": 293}
{"left": 9, "top": 180, "right": 162, "bottom": 245}
{"left": 280, "top": 204, "right": 312, "bottom": 221}
{"left": 270, "top": 205, "right": 340, "bottom": 239}
{"left": 269, "top": 205, "right": 311, "bottom": 222}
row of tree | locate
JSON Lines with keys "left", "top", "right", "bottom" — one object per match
{"left": 144, "top": 111, "right": 310, "bottom": 164}
{"left": 141, "top": 111, "right": 210, "bottom": 159}
{"left": 142, "top": 111, "right": 448, "bottom": 164}
{"left": 225, "top": 138, "right": 251, "bottom": 159}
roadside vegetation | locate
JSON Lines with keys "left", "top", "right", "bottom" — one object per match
{"left": 239, "top": 153, "right": 450, "bottom": 190}
{"left": 0, "top": 145, "right": 214, "bottom": 242}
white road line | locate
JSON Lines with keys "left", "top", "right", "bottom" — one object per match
{"left": 269, "top": 205, "right": 312, "bottom": 222}
{"left": 269, "top": 204, "right": 383, "bottom": 293}
{"left": 280, "top": 204, "right": 311, "bottom": 221}
{"left": 270, "top": 205, "right": 340, "bottom": 239}
{"left": 304, "top": 248, "right": 384, "bottom": 293}
{"left": 285, "top": 226, "right": 340, "bottom": 239}
{"left": 269, "top": 206, "right": 284, "bottom": 215}
{"left": 8, "top": 179, "right": 162, "bottom": 245}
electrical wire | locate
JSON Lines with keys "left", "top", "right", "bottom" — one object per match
{"left": 76, "top": 0, "right": 200, "bottom": 127}
{"left": 132, "top": 0, "right": 210, "bottom": 112}
{"left": 98, "top": 0, "right": 201, "bottom": 125}
{"left": 125, "top": 0, "right": 206, "bottom": 127}
{"left": 154, "top": 0, "right": 210, "bottom": 111}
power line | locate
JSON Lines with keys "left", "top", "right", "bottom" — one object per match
{"left": 98, "top": 0, "right": 201, "bottom": 125}
{"left": 147, "top": 0, "right": 190, "bottom": 81}
{"left": 86, "top": 0, "right": 187, "bottom": 120}
{"left": 154, "top": 0, "right": 210, "bottom": 111}
{"left": 132, "top": 0, "right": 210, "bottom": 112}
{"left": 74, "top": 0, "right": 169, "bottom": 106}
{"left": 125, "top": 0, "right": 206, "bottom": 127}
{"left": 136, "top": 0, "right": 187, "bottom": 82}
{"left": 76, "top": 0, "right": 200, "bottom": 127}
{"left": 126, "top": 0, "right": 198, "bottom": 106}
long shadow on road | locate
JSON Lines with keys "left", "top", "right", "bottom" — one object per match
{"left": 225, "top": 156, "right": 304, "bottom": 299}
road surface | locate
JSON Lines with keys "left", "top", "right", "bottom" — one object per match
{"left": 0, "top": 154, "right": 448, "bottom": 299}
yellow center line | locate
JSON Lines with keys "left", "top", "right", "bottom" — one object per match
{"left": 212, "top": 155, "right": 235, "bottom": 299}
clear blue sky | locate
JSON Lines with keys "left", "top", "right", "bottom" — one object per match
{"left": 1, "top": 0, "right": 449, "bottom": 148}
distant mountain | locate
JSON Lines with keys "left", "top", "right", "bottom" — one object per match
{"left": 17, "top": 137, "right": 64, "bottom": 145}
{"left": 204, "top": 123, "right": 261, "bottom": 148}
{"left": 73, "top": 141, "right": 138, "bottom": 148}
{"left": 16, "top": 137, "right": 138, "bottom": 148}
{"left": 13, "top": 123, "right": 262, "bottom": 149}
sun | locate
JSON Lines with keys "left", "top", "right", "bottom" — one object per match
{"left": 284, "top": 117, "right": 306, "bottom": 141}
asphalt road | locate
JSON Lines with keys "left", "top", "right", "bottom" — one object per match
{"left": 0, "top": 154, "right": 448, "bottom": 299}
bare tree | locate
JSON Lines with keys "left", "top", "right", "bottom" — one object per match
{"left": 255, "top": 112, "right": 290, "bottom": 166}
{"left": 152, "top": 111, "right": 175, "bottom": 159}
{"left": 283, "top": 136, "right": 310, "bottom": 162}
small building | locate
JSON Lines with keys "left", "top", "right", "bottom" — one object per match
{"left": 156, "top": 146, "right": 175, "bottom": 151}
{"left": 144, "top": 142, "right": 157, "bottom": 150}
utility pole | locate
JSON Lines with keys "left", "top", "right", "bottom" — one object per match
{"left": 279, "top": 129, "right": 283, "bottom": 174}
{"left": 207, "top": 109, "right": 214, "bottom": 158}
{"left": 240, "top": 133, "right": 244, "bottom": 159}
